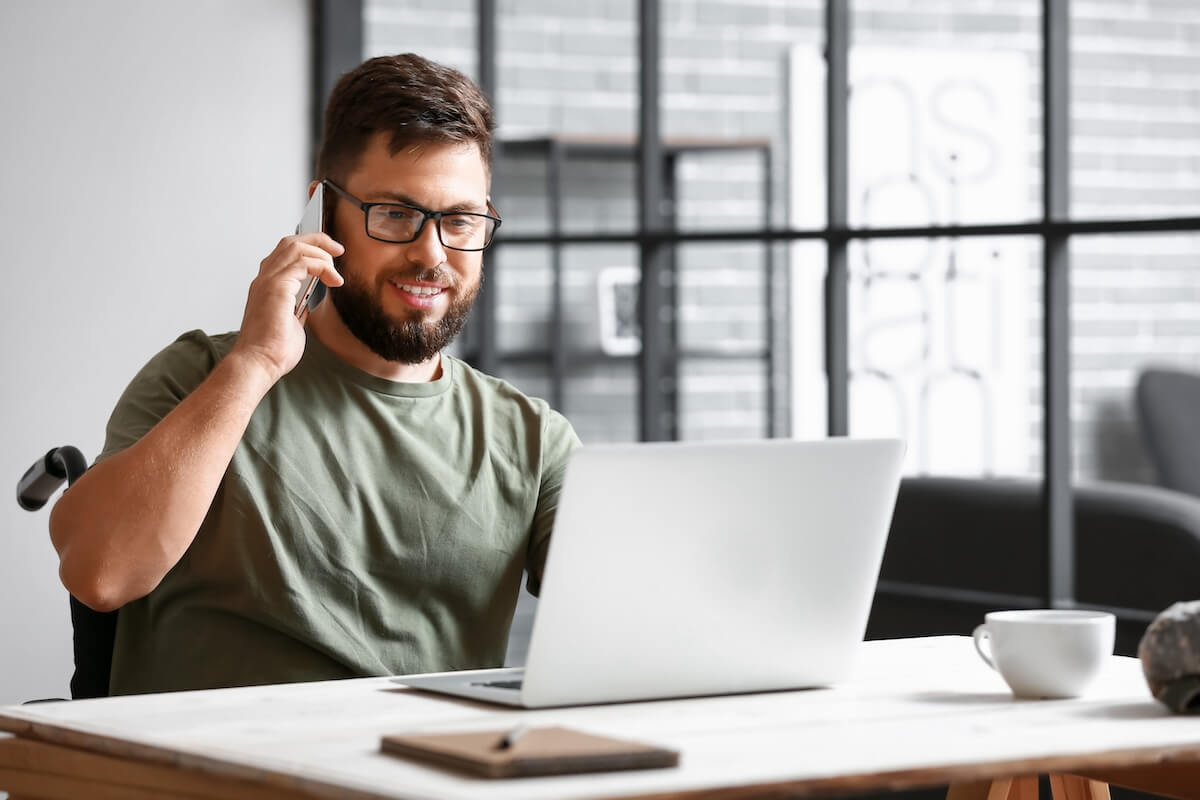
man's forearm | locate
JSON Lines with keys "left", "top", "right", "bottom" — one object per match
{"left": 49, "top": 352, "right": 276, "bottom": 612}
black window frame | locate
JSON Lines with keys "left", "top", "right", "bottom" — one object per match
{"left": 323, "top": 0, "right": 1200, "bottom": 620}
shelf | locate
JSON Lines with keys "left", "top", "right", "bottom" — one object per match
{"left": 477, "top": 133, "right": 778, "bottom": 438}
{"left": 499, "top": 134, "right": 771, "bottom": 160}
{"left": 480, "top": 346, "right": 771, "bottom": 367}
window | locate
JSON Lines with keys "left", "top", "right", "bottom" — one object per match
{"left": 354, "top": 0, "right": 1200, "bottom": 610}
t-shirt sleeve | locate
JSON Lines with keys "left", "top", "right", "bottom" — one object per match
{"left": 525, "top": 408, "right": 581, "bottom": 595}
{"left": 96, "top": 331, "right": 227, "bottom": 465}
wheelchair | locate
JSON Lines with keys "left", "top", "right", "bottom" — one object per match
{"left": 17, "top": 446, "right": 115, "bottom": 700}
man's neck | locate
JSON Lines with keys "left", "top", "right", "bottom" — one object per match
{"left": 304, "top": 302, "right": 442, "bottom": 383}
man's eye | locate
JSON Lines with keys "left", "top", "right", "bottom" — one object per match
{"left": 444, "top": 215, "right": 479, "bottom": 230}
{"left": 384, "top": 208, "right": 420, "bottom": 221}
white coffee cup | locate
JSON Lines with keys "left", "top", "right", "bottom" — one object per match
{"left": 972, "top": 609, "right": 1116, "bottom": 698}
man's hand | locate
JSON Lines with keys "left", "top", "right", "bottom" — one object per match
{"left": 231, "top": 232, "right": 344, "bottom": 385}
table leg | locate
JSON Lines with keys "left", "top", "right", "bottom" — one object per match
{"left": 946, "top": 776, "right": 1038, "bottom": 800}
{"left": 1049, "top": 774, "right": 1110, "bottom": 800}
{"left": 1011, "top": 776, "right": 1040, "bottom": 800}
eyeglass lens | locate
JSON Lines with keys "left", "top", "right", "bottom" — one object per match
{"left": 366, "top": 205, "right": 495, "bottom": 250}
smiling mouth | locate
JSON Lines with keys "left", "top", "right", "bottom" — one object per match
{"left": 389, "top": 280, "right": 446, "bottom": 298}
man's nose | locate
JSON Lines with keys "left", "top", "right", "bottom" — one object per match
{"left": 403, "top": 218, "right": 447, "bottom": 266}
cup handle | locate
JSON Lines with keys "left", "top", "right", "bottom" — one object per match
{"left": 973, "top": 624, "right": 997, "bottom": 671}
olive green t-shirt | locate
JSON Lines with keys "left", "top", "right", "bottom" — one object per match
{"left": 99, "top": 330, "right": 580, "bottom": 695}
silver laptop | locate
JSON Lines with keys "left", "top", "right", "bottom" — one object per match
{"left": 394, "top": 437, "right": 905, "bottom": 708}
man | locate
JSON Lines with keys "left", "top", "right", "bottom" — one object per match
{"left": 48, "top": 54, "right": 580, "bottom": 695}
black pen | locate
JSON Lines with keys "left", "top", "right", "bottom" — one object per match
{"left": 496, "top": 722, "right": 530, "bottom": 750}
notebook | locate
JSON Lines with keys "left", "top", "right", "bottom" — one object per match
{"left": 380, "top": 726, "right": 678, "bottom": 778}
{"left": 394, "top": 437, "right": 905, "bottom": 708}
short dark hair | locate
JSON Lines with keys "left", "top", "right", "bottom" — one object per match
{"left": 315, "top": 53, "right": 495, "bottom": 183}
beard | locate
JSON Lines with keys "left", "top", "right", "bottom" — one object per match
{"left": 329, "top": 257, "right": 480, "bottom": 365}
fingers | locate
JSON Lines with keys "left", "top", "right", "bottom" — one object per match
{"left": 289, "top": 253, "right": 343, "bottom": 288}
{"left": 263, "top": 234, "right": 342, "bottom": 268}
{"left": 305, "top": 244, "right": 345, "bottom": 289}
{"left": 260, "top": 234, "right": 345, "bottom": 287}
{"left": 296, "top": 231, "right": 345, "bottom": 258}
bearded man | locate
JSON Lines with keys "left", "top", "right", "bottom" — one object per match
{"left": 49, "top": 53, "right": 580, "bottom": 695}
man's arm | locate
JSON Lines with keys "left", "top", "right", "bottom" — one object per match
{"left": 49, "top": 232, "right": 343, "bottom": 612}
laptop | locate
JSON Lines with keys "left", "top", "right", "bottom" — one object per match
{"left": 394, "top": 437, "right": 905, "bottom": 708}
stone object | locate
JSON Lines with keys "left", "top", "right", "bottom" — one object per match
{"left": 1139, "top": 600, "right": 1200, "bottom": 713}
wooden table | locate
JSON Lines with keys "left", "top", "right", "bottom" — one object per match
{"left": 2, "top": 637, "right": 1199, "bottom": 800}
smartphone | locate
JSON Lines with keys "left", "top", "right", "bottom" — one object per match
{"left": 293, "top": 183, "right": 327, "bottom": 318}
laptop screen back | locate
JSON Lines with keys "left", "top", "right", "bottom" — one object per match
{"left": 520, "top": 438, "right": 905, "bottom": 707}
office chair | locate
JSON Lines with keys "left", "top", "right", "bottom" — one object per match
{"left": 17, "top": 446, "right": 116, "bottom": 699}
{"left": 1136, "top": 367, "right": 1200, "bottom": 498}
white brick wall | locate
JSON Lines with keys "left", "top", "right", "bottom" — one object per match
{"left": 366, "top": 0, "right": 1200, "bottom": 483}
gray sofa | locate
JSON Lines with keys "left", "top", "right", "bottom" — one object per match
{"left": 867, "top": 476, "right": 1200, "bottom": 656}
{"left": 1137, "top": 367, "right": 1200, "bottom": 497}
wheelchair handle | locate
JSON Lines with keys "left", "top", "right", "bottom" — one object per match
{"left": 17, "top": 446, "right": 88, "bottom": 511}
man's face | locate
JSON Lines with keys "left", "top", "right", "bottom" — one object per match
{"left": 327, "top": 133, "right": 489, "bottom": 364}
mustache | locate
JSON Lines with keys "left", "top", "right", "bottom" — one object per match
{"left": 383, "top": 266, "right": 454, "bottom": 286}
{"left": 330, "top": 250, "right": 453, "bottom": 288}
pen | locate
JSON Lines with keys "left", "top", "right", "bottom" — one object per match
{"left": 496, "top": 722, "right": 530, "bottom": 750}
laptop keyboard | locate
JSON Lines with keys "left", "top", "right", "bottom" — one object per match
{"left": 471, "top": 679, "right": 523, "bottom": 690}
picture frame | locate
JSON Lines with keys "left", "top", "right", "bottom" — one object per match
{"left": 596, "top": 266, "right": 641, "bottom": 356}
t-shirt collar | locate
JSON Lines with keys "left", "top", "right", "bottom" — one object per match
{"left": 300, "top": 331, "right": 453, "bottom": 397}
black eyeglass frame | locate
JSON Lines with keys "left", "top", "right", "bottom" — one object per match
{"left": 322, "top": 179, "right": 502, "bottom": 252}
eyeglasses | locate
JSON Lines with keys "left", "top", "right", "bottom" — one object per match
{"left": 323, "top": 180, "right": 502, "bottom": 252}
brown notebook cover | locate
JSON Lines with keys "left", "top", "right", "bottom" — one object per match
{"left": 380, "top": 725, "right": 679, "bottom": 778}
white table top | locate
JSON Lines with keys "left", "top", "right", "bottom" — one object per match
{"left": 2, "top": 636, "right": 1197, "bottom": 800}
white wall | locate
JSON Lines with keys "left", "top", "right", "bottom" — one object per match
{"left": 0, "top": 0, "right": 311, "bottom": 704}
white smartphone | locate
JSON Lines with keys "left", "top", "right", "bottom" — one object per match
{"left": 293, "top": 183, "right": 326, "bottom": 318}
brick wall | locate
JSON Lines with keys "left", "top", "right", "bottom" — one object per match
{"left": 365, "top": 0, "right": 1200, "bottom": 483}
